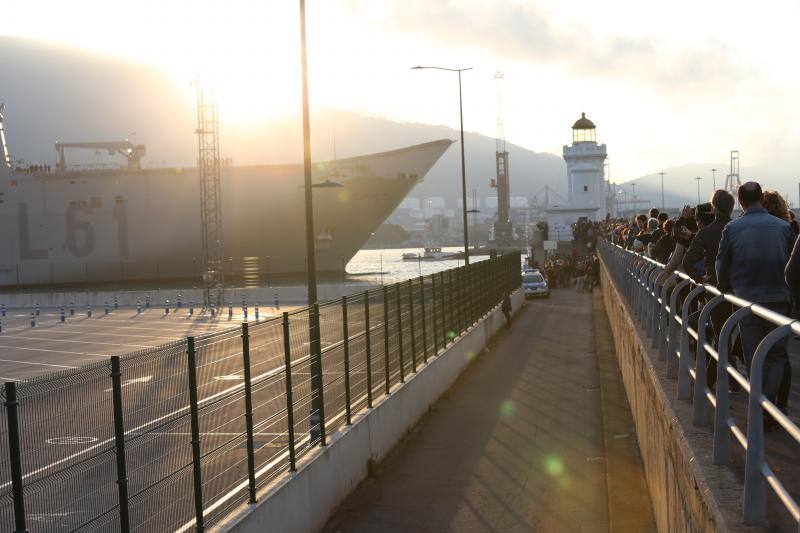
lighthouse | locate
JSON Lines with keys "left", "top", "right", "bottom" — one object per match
{"left": 545, "top": 113, "right": 609, "bottom": 240}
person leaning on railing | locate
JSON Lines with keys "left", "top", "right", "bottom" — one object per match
{"left": 682, "top": 190, "right": 738, "bottom": 391}
{"left": 716, "top": 182, "right": 795, "bottom": 428}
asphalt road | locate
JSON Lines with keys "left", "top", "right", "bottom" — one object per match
{"left": 0, "top": 289, "right": 449, "bottom": 531}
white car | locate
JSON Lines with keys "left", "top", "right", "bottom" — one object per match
{"left": 523, "top": 272, "right": 550, "bottom": 299}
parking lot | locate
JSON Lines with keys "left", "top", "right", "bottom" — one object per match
{"left": 0, "top": 304, "right": 295, "bottom": 382}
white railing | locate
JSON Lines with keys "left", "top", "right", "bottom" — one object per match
{"left": 600, "top": 242, "right": 800, "bottom": 530}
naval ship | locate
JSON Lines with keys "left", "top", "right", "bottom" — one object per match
{"left": 0, "top": 107, "right": 453, "bottom": 288}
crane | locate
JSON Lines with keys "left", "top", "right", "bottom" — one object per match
{"left": 491, "top": 71, "right": 513, "bottom": 245}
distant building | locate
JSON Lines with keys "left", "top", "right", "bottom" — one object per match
{"left": 546, "top": 113, "right": 609, "bottom": 240}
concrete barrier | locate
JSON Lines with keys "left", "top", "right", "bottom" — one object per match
{"left": 217, "top": 289, "right": 524, "bottom": 533}
{"left": 599, "top": 258, "right": 758, "bottom": 533}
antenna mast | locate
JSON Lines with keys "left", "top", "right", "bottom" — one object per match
{"left": 195, "top": 82, "right": 224, "bottom": 308}
{"left": 725, "top": 150, "right": 741, "bottom": 199}
{"left": 492, "top": 71, "right": 513, "bottom": 245}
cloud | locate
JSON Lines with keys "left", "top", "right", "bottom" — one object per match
{"left": 348, "top": 0, "right": 746, "bottom": 92}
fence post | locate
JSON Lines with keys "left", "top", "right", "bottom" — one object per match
{"left": 364, "top": 291, "right": 372, "bottom": 408}
{"left": 383, "top": 286, "right": 390, "bottom": 395}
{"left": 4, "top": 382, "right": 27, "bottom": 533}
{"left": 431, "top": 274, "right": 439, "bottom": 355}
{"left": 448, "top": 269, "right": 455, "bottom": 342}
{"left": 110, "top": 357, "right": 131, "bottom": 532}
{"left": 440, "top": 271, "right": 447, "bottom": 345}
{"left": 186, "top": 336, "right": 205, "bottom": 533}
{"left": 309, "top": 303, "right": 326, "bottom": 445}
{"left": 282, "top": 312, "right": 297, "bottom": 471}
{"left": 341, "top": 296, "right": 352, "bottom": 425}
{"left": 408, "top": 279, "right": 417, "bottom": 373}
{"left": 395, "top": 283, "right": 405, "bottom": 383}
{"left": 419, "top": 276, "right": 427, "bottom": 364}
{"left": 240, "top": 323, "right": 257, "bottom": 503}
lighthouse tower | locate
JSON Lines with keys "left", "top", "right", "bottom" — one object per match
{"left": 545, "top": 113, "right": 609, "bottom": 239}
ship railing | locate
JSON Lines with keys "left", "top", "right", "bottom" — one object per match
{"left": 599, "top": 241, "right": 800, "bottom": 530}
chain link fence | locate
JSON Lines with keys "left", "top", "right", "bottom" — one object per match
{"left": 0, "top": 253, "right": 521, "bottom": 532}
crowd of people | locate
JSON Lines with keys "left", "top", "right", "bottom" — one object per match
{"left": 604, "top": 182, "right": 796, "bottom": 429}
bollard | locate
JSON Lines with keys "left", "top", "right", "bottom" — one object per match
{"left": 70, "top": 302, "right": 74, "bottom": 316}
{"left": 145, "top": 294, "right": 151, "bottom": 309}
{"left": 105, "top": 301, "right": 109, "bottom": 315}
{"left": 228, "top": 303, "right": 233, "bottom": 319}
{"left": 60, "top": 306, "right": 65, "bottom": 322}
{"left": 88, "top": 304, "right": 92, "bottom": 318}
{"left": 177, "top": 293, "right": 182, "bottom": 309}
{"left": 35, "top": 302, "right": 40, "bottom": 316}
{"left": 165, "top": 300, "right": 170, "bottom": 315}
{"left": 189, "top": 301, "right": 194, "bottom": 316}
{"left": 136, "top": 300, "right": 142, "bottom": 314}
{"left": 30, "top": 311, "right": 35, "bottom": 327}
{"left": 114, "top": 294, "right": 119, "bottom": 310}
{"left": 254, "top": 303, "right": 259, "bottom": 321}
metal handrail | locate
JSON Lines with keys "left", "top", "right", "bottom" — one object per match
{"left": 599, "top": 241, "right": 800, "bottom": 528}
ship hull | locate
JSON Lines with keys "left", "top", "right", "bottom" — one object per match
{"left": 0, "top": 140, "right": 453, "bottom": 288}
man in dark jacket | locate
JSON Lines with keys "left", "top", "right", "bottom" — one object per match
{"left": 683, "top": 197, "right": 732, "bottom": 285}
{"left": 682, "top": 191, "right": 736, "bottom": 389}
{"left": 717, "top": 182, "right": 795, "bottom": 417}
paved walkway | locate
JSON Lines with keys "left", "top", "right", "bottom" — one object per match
{"left": 324, "top": 289, "right": 655, "bottom": 532}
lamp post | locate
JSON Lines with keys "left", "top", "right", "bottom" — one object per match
{"left": 412, "top": 65, "right": 472, "bottom": 265}
{"left": 298, "top": 0, "right": 325, "bottom": 444}
{"left": 711, "top": 168, "right": 717, "bottom": 191}
{"left": 695, "top": 176, "right": 702, "bottom": 204}
{"left": 659, "top": 172, "right": 666, "bottom": 211}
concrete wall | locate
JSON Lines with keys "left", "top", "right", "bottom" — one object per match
{"left": 599, "top": 258, "right": 755, "bottom": 533}
{"left": 216, "top": 290, "right": 524, "bottom": 533}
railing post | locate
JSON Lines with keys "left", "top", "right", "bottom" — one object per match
{"left": 240, "top": 323, "right": 257, "bottom": 503}
{"left": 363, "top": 291, "right": 372, "bottom": 408}
{"left": 419, "top": 276, "right": 428, "bottom": 364}
{"left": 712, "top": 306, "right": 751, "bottom": 465}
{"left": 692, "top": 296, "right": 724, "bottom": 423}
{"left": 649, "top": 270, "right": 661, "bottom": 347}
{"left": 342, "top": 296, "right": 352, "bottom": 425}
{"left": 110, "top": 357, "right": 131, "bottom": 532}
{"left": 431, "top": 273, "right": 439, "bottom": 355}
{"left": 282, "top": 312, "right": 297, "bottom": 472}
{"left": 186, "top": 336, "right": 205, "bottom": 533}
{"left": 658, "top": 277, "right": 674, "bottom": 361}
{"left": 395, "top": 283, "right": 405, "bottom": 383}
{"left": 440, "top": 271, "right": 447, "bottom": 346}
{"left": 742, "top": 325, "right": 789, "bottom": 525}
{"left": 676, "top": 285, "right": 705, "bottom": 381}
{"left": 383, "top": 285, "right": 390, "bottom": 395}
{"left": 448, "top": 269, "right": 455, "bottom": 342}
{"left": 408, "top": 280, "right": 417, "bottom": 373}
{"left": 667, "top": 279, "right": 691, "bottom": 364}
{"left": 4, "top": 382, "right": 28, "bottom": 533}
{"left": 309, "top": 303, "right": 326, "bottom": 445}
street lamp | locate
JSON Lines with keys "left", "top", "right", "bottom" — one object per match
{"left": 659, "top": 172, "right": 666, "bottom": 211}
{"left": 710, "top": 168, "right": 717, "bottom": 191}
{"left": 298, "top": 0, "right": 325, "bottom": 445}
{"left": 695, "top": 176, "right": 702, "bottom": 204}
{"left": 412, "top": 65, "right": 472, "bottom": 265}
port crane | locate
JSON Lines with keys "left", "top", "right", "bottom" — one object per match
{"left": 55, "top": 140, "right": 146, "bottom": 172}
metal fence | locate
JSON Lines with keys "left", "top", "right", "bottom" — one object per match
{"left": 0, "top": 253, "right": 521, "bottom": 532}
{"left": 600, "top": 242, "right": 800, "bottom": 529}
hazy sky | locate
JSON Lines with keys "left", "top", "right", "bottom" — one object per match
{"left": 3, "top": 0, "right": 799, "bottom": 180}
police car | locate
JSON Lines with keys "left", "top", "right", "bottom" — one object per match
{"left": 522, "top": 270, "right": 549, "bottom": 298}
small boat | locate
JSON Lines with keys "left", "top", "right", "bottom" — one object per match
{"left": 402, "top": 247, "right": 456, "bottom": 261}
